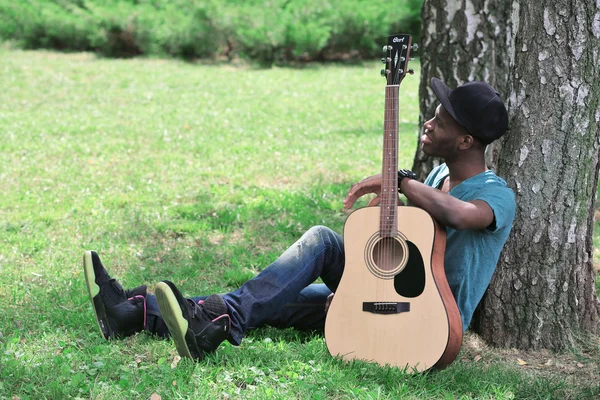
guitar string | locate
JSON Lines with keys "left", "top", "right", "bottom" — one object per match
{"left": 382, "top": 85, "right": 399, "bottom": 273}
{"left": 394, "top": 62, "right": 400, "bottom": 275}
{"left": 386, "top": 59, "right": 402, "bottom": 275}
{"left": 393, "top": 84, "right": 398, "bottom": 275}
{"left": 380, "top": 49, "right": 404, "bottom": 281}
{"left": 380, "top": 44, "right": 407, "bottom": 291}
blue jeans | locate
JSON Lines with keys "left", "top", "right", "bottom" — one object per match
{"left": 145, "top": 226, "right": 345, "bottom": 345}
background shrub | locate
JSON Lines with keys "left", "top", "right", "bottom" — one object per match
{"left": 0, "top": 0, "right": 422, "bottom": 63}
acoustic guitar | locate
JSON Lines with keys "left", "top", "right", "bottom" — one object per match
{"left": 324, "top": 33, "right": 462, "bottom": 372}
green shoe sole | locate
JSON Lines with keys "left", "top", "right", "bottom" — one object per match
{"left": 83, "top": 250, "right": 110, "bottom": 340}
{"left": 155, "top": 281, "right": 194, "bottom": 359}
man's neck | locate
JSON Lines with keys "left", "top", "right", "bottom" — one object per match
{"left": 445, "top": 153, "right": 487, "bottom": 190}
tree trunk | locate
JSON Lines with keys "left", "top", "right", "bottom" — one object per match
{"left": 473, "top": 0, "right": 600, "bottom": 349}
{"left": 412, "top": 0, "right": 510, "bottom": 179}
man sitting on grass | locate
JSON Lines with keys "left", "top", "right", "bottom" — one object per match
{"left": 83, "top": 78, "right": 516, "bottom": 361}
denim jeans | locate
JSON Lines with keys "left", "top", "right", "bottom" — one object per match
{"left": 144, "top": 225, "right": 345, "bottom": 345}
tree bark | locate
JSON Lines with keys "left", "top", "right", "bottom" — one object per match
{"left": 412, "top": 0, "right": 510, "bottom": 179}
{"left": 473, "top": 0, "right": 600, "bottom": 349}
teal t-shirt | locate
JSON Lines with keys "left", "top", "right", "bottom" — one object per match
{"left": 424, "top": 164, "right": 516, "bottom": 330}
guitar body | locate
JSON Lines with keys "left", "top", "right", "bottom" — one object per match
{"left": 324, "top": 206, "right": 462, "bottom": 372}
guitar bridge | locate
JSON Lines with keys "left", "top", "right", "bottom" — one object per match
{"left": 363, "top": 302, "right": 410, "bottom": 314}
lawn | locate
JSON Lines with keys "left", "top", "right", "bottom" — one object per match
{"left": 0, "top": 46, "right": 598, "bottom": 399}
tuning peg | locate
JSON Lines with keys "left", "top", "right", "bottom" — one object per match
{"left": 382, "top": 45, "right": 391, "bottom": 52}
{"left": 381, "top": 58, "right": 386, "bottom": 64}
{"left": 408, "top": 69, "right": 415, "bottom": 75}
{"left": 411, "top": 43, "right": 419, "bottom": 51}
{"left": 380, "top": 69, "right": 389, "bottom": 77}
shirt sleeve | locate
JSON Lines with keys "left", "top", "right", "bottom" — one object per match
{"left": 424, "top": 164, "right": 446, "bottom": 188}
{"left": 472, "top": 185, "right": 516, "bottom": 232}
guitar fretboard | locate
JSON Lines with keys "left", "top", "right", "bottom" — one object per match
{"left": 380, "top": 84, "right": 399, "bottom": 237}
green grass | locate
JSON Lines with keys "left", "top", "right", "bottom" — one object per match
{"left": 0, "top": 47, "right": 598, "bottom": 399}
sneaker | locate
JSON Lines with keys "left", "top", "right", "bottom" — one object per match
{"left": 155, "top": 280, "right": 230, "bottom": 360}
{"left": 83, "top": 251, "right": 147, "bottom": 339}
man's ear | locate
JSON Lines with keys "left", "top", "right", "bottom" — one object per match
{"left": 459, "top": 134, "right": 475, "bottom": 150}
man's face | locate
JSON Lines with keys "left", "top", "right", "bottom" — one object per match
{"left": 421, "top": 104, "right": 468, "bottom": 159}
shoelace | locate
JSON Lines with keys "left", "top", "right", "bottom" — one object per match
{"left": 128, "top": 295, "right": 147, "bottom": 329}
{"left": 186, "top": 298, "right": 218, "bottom": 322}
{"left": 108, "top": 278, "right": 147, "bottom": 329}
{"left": 185, "top": 299, "right": 202, "bottom": 319}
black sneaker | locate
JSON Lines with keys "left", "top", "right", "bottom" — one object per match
{"left": 83, "top": 251, "right": 147, "bottom": 339}
{"left": 155, "top": 280, "right": 230, "bottom": 360}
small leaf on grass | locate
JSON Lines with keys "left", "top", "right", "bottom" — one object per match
{"left": 473, "top": 355, "right": 482, "bottom": 362}
{"left": 150, "top": 393, "right": 161, "bottom": 400}
{"left": 577, "top": 363, "right": 584, "bottom": 368}
{"left": 517, "top": 358, "right": 528, "bottom": 366}
{"left": 171, "top": 355, "right": 181, "bottom": 369}
{"left": 172, "top": 380, "right": 177, "bottom": 386}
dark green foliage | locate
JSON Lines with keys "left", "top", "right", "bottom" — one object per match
{"left": 0, "top": 0, "right": 422, "bottom": 62}
{"left": 0, "top": 0, "right": 95, "bottom": 51}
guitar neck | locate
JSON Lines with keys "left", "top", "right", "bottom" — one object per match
{"left": 380, "top": 84, "right": 399, "bottom": 237}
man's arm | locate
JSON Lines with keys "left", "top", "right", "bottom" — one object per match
{"left": 344, "top": 173, "right": 494, "bottom": 231}
{"left": 399, "top": 179, "right": 494, "bottom": 230}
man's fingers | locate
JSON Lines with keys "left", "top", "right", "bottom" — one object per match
{"left": 344, "top": 175, "right": 382, "bottom": 210}
{"left": 343, "top": 194, "right": 357, "bottom": 209}
{"left": 343, "top": 184, "right": 362, "bottom": 209}
{"left": 367, "top": 196, "right": 381, "bottom": 207}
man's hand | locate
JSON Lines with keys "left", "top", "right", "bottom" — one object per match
{"left": 343, "top": 173, "right": 404, "bottom": 211}
{"left": 343, "top": 174, "right": 383, "bottom": 210}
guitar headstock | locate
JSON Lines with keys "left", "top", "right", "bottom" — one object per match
{"left": 380, "top": 34, "right": 416, "bottom": 86}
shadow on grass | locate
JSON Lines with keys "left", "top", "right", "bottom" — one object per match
{"left": 115, "top": 182, "right": 350, "bottom": 290}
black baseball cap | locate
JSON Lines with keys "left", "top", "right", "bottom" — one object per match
{"left": 431, "top": 78, "right": 508, "bottom": 145}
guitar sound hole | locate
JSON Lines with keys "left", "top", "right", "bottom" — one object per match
{"left": 372, "top": 237, "right": 405, "bottom": 271}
